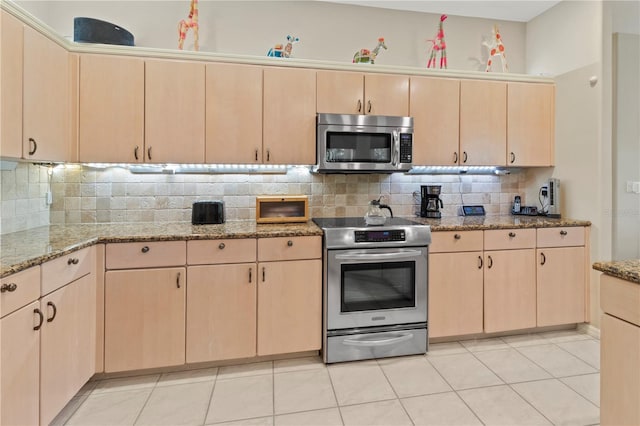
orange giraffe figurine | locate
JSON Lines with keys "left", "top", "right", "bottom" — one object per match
{"left": 426, "top": 14, "right": 447, "bottom": 69}
{"left": 484, "top": 24, "right": 508, "bottom": 72}
{"left": 178, "top": 0, "right": 199, "bottom": 51}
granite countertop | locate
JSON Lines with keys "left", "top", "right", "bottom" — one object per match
{"left": 1, "top": 215, "right": 591, "bottom": 278}
{"left": 593, "top": 259, "right": 640, "bottom": 284}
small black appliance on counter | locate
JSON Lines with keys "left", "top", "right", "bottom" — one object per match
{"left": 192, "top": 201, "right": 224, "bottom": 225}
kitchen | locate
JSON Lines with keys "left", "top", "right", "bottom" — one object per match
{"left": 0, "top": 0, "right": 638, "bottom": 425}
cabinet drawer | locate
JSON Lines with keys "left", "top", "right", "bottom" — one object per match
{"left": 187, "top": 239, "right": 256, "bottom": 265}
{"left": 601, "top": 274, "right": 640, "bottom": 327}
{"left": 106, "top": 241, "right": 186, "bottom": 269}
{"left": 258, "top": 236, "right": 321, "bottom": 262}
{"left": 484, "top": 229, "right": 535, "bottom": 250}
{"left": 0, "top": 266, "right": 41, "bottom": 318}
{"left": 430, "top": 231, "right": 483, "bottom": 253}
{"left": 41, "top": 246, "right": 93, "bottom": 295}
{"left": 537, "top": 227, "right": 585, "bottom": 248}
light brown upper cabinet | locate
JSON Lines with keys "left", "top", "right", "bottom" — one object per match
{"left": 507, "top": 82, "right": 555, "bottom": 166}
{"left": 79, "top": 55, "right": 144, "bottom": 163}
{"left": 459, "top": 80, "right": 507, "bottom": 166}
{"left": 0, "top": 11, "right": 24, "bottom": 159}
{"left": 317, "top": 70, "right": 409, "bottom": 116}
{"left": 410, "top": 76, "right": 460, "bottom": 165}
{"left": 206, "top": 63, "right": 263, "bottom": 164}
{"left": 263, "top": 67, "right": 316, "bottom": 165}
{"left": 145, "top": 59, "right": 205, "bottom": 163}
{"left": 23, "top": 26, "right": 70, "bottom": 162}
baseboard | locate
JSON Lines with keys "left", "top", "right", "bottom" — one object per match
{"left": 578, "top": 323, "right": 600, "bottom": 339}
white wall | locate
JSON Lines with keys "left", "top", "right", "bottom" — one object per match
{"left": 16, "top": 0, "right": 527, "bottom": 73}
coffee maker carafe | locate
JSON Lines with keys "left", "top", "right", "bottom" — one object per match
{"left": 420, "top": 185, "right": 444, "bottom": 218}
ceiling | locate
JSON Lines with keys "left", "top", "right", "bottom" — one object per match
{"left": 318, "top": 1, "right": 562, "bottom": 22}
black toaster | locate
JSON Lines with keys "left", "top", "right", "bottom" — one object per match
{"left": 192, "top": 201, "right": 225, "bottom": 225}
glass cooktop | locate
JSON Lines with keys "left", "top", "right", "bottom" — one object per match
{"left": 312, "top": 217, "right": 421, "bottom": 229}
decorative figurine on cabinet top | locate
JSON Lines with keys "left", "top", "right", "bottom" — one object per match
{"left": 178, "top": 0, "right": 199, "bottom": 51}
{"left": 353, "top": 37, "right": 387, "bottom": 64}
{"left": 484, "top": 24, "right": 509, "bottom": 72}
{"left": 267, "top": 35, "right": 300, "bottom": 58}
{"left": 426, "top": 14, "right": 447, "bottom": 69}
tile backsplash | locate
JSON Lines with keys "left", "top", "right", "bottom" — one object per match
{"left": 47, "top": 165, "right": 530, "bottom": 225}
{"left": 0, "top": 163, "right": 51, "bottom": 234}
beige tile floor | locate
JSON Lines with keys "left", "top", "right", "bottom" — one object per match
{"left": 55, "top": 329, "right": 600, "bottom": 426}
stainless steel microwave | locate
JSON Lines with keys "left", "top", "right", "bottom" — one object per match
{"left": 314, "top": 113, "right": 413, "bottom": 173}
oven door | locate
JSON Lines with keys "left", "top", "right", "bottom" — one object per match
{"left": 326, "top": 247, "right": 428, "bottom": 330}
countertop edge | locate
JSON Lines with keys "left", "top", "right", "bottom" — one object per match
{"left": 593, "top": 261, "right": 640, "bottom": 285}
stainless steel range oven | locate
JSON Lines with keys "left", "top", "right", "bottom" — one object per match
{"left": 313, "top": 217, "right": 431, "bottom": 363}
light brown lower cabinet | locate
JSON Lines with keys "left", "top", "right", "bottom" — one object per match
{"left": 483, "top": 249, "right": 536, "bottom": 333}
{"left": 104, "top": 267, "right": 186, "bottom": 372}
{"left": 186, "top": 264, "right": 257, "bottom": 363}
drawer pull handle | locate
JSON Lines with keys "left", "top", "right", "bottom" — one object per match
{"left": 28, "top": 138, "right": 38, "bottom": 155}
{"left": 357, "top": 99, "right": 362, "bottom": 113}
{"left": 176, "top": 272, "right": 181, "bottom": 289}
{"left": 487, "top": 255, "right": 493, "bottom": 269}
{"left": 560, "top": 230, "right": 568, "bottom": 236}
{"left": 0, "top": 283, "right": 17, "bottom": 292}
{"left": 367, "top": 100, "right": 372, "bottom": 113}
{"left": 462, "top": 151, "right": 468, "bottom": 163}
{"left": 134, "top": 146, "right": 139, "bottom": 160}
{"left": 147, "top": 146, "right": 152, "bottom": 160}
{"left": 287, "top": 240, "right": 293, "bottom": 247}
{"left": 46, "top": 301, "right": 57, "bottom": 322}
{"left": 540, "top": 252, "right": 546, "bottom": 265}
{"left": 262, "top": 267, "right": 266, "bottom": 282}
{"left": 266, "top": 149, "right": 271, "bottom": 162}
{"left": 478, "top": 256, "right": 483, "bottom": 269}
{"left": 141, "top": 246, "right": 150, "bottom": 253}
{"left": 508, "top": 232, "right": 516, "bottom": 238}
{"left": 67, "top": 258, "right": 79, "bottom": 265}
{"left": 219, "top": 243, "right": 226, "bottom": 250}
{"left": 454, "top": 234, "right": 461, "bottom": 240}
{"left": 453, "top": 152, "right": 458, "bottom": 164}
{"left": 510, "top": 152, "right": 516, "bottom": 164}
{"left": 249, "top": 268, "right": 252, "bottom": 283}
{"left": 34, "top": 308, "right": 44, "bottom": 331}
{"left": 255, "top": 149, "right": 259, "bottom": 162}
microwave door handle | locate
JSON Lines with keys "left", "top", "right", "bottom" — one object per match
{"left": 392, "top": 129, "right": 399, "bottom": 166}
{"left": 335, "top": 250, "right": 423, "bottom": 261}
{"left": 343, "top": 332, "right": 414, "bottom": 347}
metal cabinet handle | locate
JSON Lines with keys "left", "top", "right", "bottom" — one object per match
{"left": 28, "top": 138, "right": 37, "bottom": 155}
{"left": 540, "top": 252, "right": 546, "bottom": 265}
{"left": 219, "top": 243, "right": 226, "bottom": 250}
{"left": 266, "top": 149, "right": 271, "bottom": 162}
{"left": 287, "top": 240, "right": 293, "bottom": 247}
{"left": 147, "top": 147, "right": 152, "bottom": 160}
{"left": 510, "top": 152, "right": 516, "bottom": 164}
{"left": 262, "top": 267, "right": 266, "bottom": 282}
{"left": 249, "top": 268, "right": 252, "bottom": 283}
{"left": 463, "top": 151, "right": 468, "bottom": 163}
{"left": 134, "top": 146, "right": 139, "bottom": 160}
{"left": 357, "top": 99, "right": 362, "bottom": 113}
{"left": 454, "top": 234, "right": 461, "bottom": 240}
{"left": 367, "top": 100, "right": 372, "bottom": 113}
{"left": 478, "top": 256, "right": 483, "bottom": 269}
{"left": 176, "top": 272, "right": 181, "bottom": 289}
{"left": 453, "top": 152, "right": 458, "bottom": 164}
{"left": 67, "top": 257, "right": 79, "bottom": 265}
{"left": 508, "top": 232, "right": 516, "bottom": 238}
{"left": 487, "top": 255, "right": 493, "bottom": 269}
{"left": 46, "top": 301, "right": 57, "bottom": 322}
{"left": 141, "top": 246, "right": 150, "bottom": 253}
{"left": 34, "top": 308, "right": 44, "bottom": 330}
{"left": 1, "top": 283, "right": 17, "bottom": 292}
{"left": 560, "top": 230, "right": 568, "bottom": 236}
{"left": 255, "top": 149, "right": 259, "bottom": 162}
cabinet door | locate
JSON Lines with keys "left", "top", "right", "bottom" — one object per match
{"left": 316, "top": 70, "right": 364, "bottom": 114}
{"left": 206, "top": 63, "right": 263, "bottom": 163}
{"left": 484, "top": 249, "right": 536, "bottom": 333}
{"left": 263, "top": 67, "right": 316, "bottom": 165}
{"left": 104, "top": 268, "right": 185, "bottom": 372}
{"left": 429, "top": 252, "right": 483, "bottom": 338}
{"left": 0, "top": 301, "right": 40, "bottom": 426}
{"left": 257, "top": 259, "right": 321, "bottom": 356}
{"left": 537, "top": 247, "right": 585, "bottom": 326}
{"left": 460, "top": 80, "right": 506, "bottom": 166}
{"left": 23, "top": 26, "right": 69, "bottom": 162}
{"left": 79, "top": 55, "right": 144, "bottom": 163}
{"left": 507, "top": 83, "right": 554, "bottom": 166}
{"left": 0, "top": 11, "right": 23, "bottom": 158}
{"left": 364, "top": 73, "right": 409, "bottom": 116}
{"left": 40, "top": 274, "right": 96, "bottom": 426}
{"left": 186, "top": 264, "right": 256, "bottom": 363}
{"left": 145, "top": 59, "right": 205, "bottom": 163}
{"left": 410, "top": 77, "right": 460, "bottom": 165}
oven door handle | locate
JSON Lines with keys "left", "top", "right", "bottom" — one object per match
{"left": 335, "top": 250, "right": 423, "bottom": 261}
{"left": 343, "top": 332, "right": 414, "bottom": 347}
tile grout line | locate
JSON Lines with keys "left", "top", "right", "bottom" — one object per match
{"left": 375, "top": 358, "right": 416, "bottom": 426}
{"left": 131, "top": 374, "right": 161, "bottom": 425}
{"left": 552, "top": 339, "right": 600, "bottom": 371}
{"left": 325, "top": 364, "right": 347, "bottom": 425}
{"left": 201, "top": 367, "right": 220, "bottom": 426}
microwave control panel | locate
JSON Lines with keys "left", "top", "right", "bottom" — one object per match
{"left": 354, "top": 230, "right": 406, "bottom": 243}
{"left": 399, "top": 134, "right": 413, "bottom": 163}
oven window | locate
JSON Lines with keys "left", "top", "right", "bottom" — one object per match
{"left": 341, "top": 261, "right": 416, "bottom": 312}
{"left": 326, "top": 132, "right": 391, "bottom": 163}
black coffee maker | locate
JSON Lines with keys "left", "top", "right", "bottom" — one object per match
{"left": 420, "top": 185, "right": 444, "bottom": 218}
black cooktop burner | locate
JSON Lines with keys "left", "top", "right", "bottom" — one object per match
{"left": 312, "top": 217, "right": 420, "bottom": 229}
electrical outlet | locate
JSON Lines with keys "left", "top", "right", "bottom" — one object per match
{"left": 46, "top": 191, "right": 53, "bottom": 205}
{"left": 541, "top": 186, "right": 548, "bottom": 197}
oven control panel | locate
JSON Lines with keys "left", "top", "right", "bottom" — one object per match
{"left": 354, "top": 229, "right": 406, "bottom": 243}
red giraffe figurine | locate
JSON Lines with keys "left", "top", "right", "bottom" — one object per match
{"left": 427, "top": 14, "right": 447, "bottom": 69}
{"left": 178, "top": 0, "right": 199, "bottom": 51}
